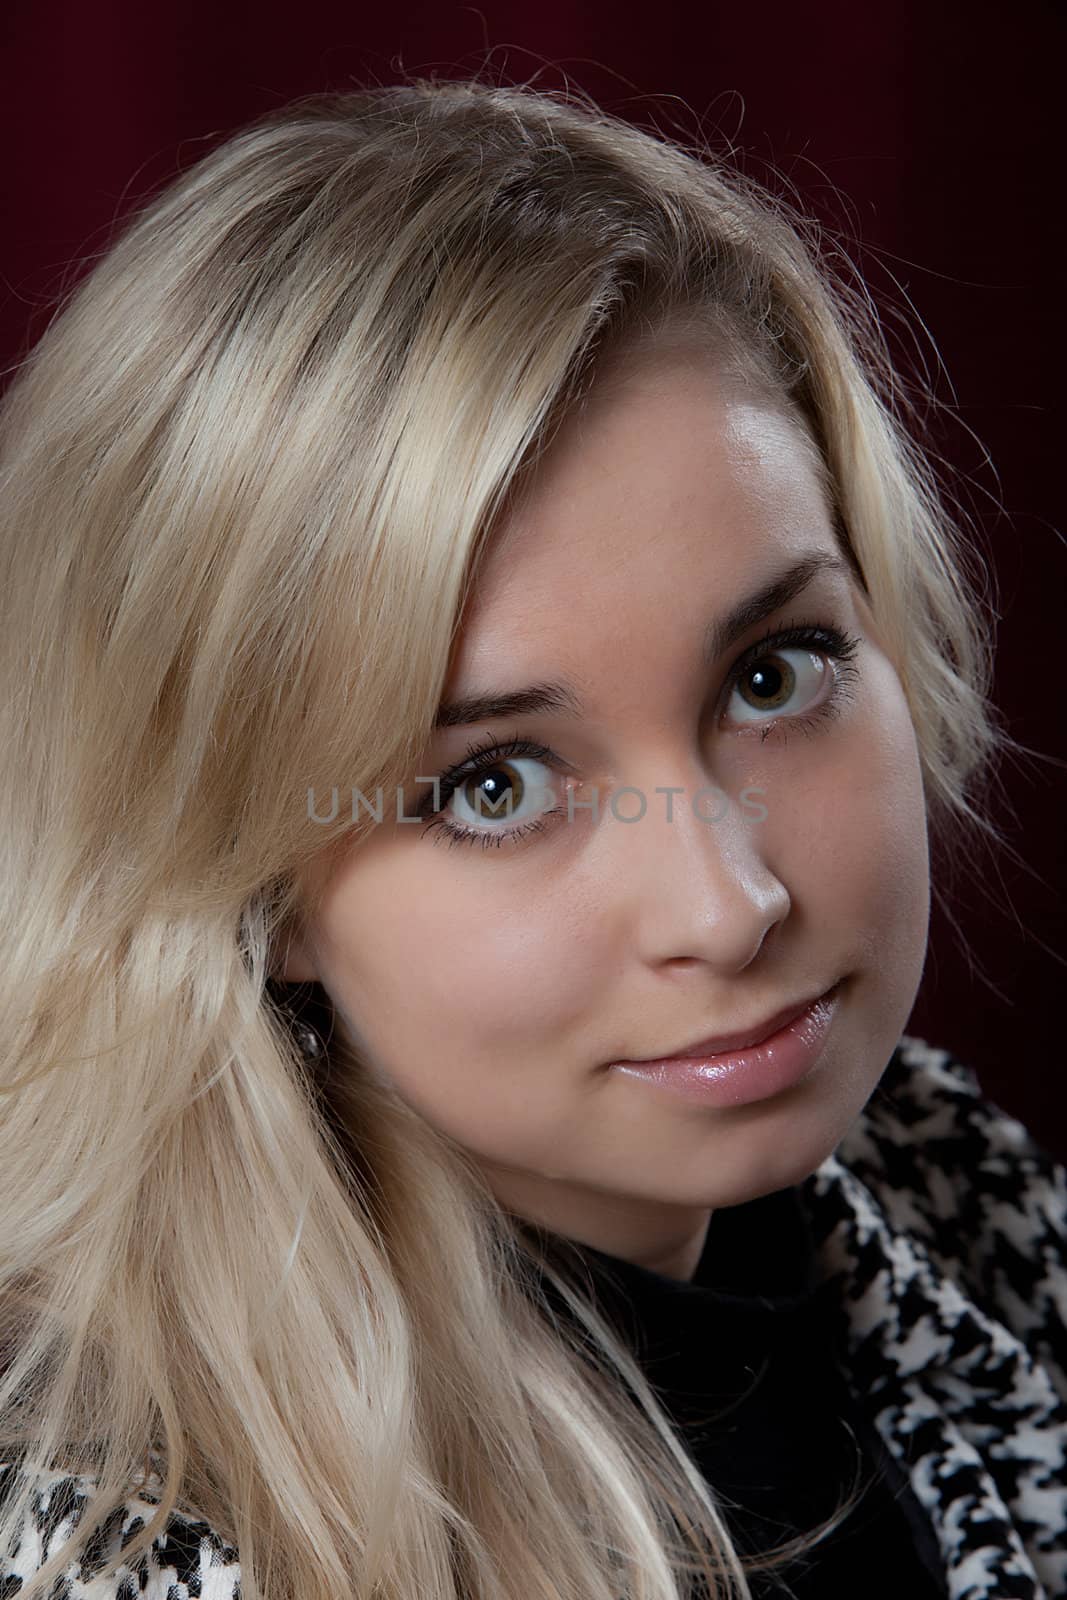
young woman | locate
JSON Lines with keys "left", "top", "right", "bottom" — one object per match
{"left": 0, "top": 77, "right": 1063, "bottom": 1600}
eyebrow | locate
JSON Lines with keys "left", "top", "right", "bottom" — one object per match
{"left": 433, "top": 550, "right": 851, "bottom": 730}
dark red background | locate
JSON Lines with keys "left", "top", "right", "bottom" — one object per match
{"left": 2, "top": 2, "right": 1064, "bottom": 1154}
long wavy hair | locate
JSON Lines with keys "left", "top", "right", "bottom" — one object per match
{"left": 0, "top": 74, "right": 1024, "bottom": 1600}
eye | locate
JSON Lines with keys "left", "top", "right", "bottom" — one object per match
{"left": 727, "top": 647, "right": 828, "bottom": 722}
{"left": 722, "top": 623, "right": 862, "bottom": 731}
{"left": 416, "top": 733, "right": 572, "bottom": 851}
{"left": 446, "top": 755, "right": 557, "bottom": 833}
{"left": 416, "top": 622, "right": 863, "bottom": 855}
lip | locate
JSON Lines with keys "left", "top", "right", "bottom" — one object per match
{"left": 624, "top": 986, "right": 836, "bottom": 1064}
{"left": 608, "top": 982, "right": 842, "bottom": 1109}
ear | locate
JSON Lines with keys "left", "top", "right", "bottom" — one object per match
{"left": 269, "top": 917, "right": 320, "bottom": 983}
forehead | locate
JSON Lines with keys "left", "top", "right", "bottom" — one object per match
{"left": 470, "top": 349, "right": 835, "bottom": 622}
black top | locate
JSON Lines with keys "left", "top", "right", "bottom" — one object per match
{"left": 530, "top": 1184, "right": 949, "bottom": 1599}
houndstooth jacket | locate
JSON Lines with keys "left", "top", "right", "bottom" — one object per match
{"left": 2, "top": 1034, "right": 1065, "bottom": 1599}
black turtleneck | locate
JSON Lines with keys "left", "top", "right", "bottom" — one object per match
{"left": 528, "top": 1184, "right": 947, "bottom": 1599}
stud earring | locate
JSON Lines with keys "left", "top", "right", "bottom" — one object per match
{"left": 291, "top": 1017, "right": 324, "bottom": 1062}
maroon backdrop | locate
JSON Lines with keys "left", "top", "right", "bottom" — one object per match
{"left": 3, "top": 1, "right": 1064, "bottom": 1155}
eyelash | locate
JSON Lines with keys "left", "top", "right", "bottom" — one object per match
{"left": 418, "top": 619, "right": 862, "bottom": 852}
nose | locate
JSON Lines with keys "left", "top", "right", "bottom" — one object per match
{"left": 597, "top": 762, "right": 790, "bottom": 973}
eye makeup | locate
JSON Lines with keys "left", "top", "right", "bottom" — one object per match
{"left": 417, "top": 618, "right": 862, "bottom": 852}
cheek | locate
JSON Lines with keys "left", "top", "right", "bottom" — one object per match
{"left": 758, "top": 655, "right": 930, "bottom": 965}
{"left": 312, "top": 838, "right": 587, "bottom": 1060}
{"left": 309, "top": 841, "right": 588, "bottom": 1167}
{"left": 842, "top": 663, "right": 930, "bottom": 964}
{"left": 830, "top": 668, "right": 930, "bottom": 988}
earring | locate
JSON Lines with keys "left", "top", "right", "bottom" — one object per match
{"left": 267, "top": 973, "right": 330, "bottom": 1066}
{"left": 291, "top": 1017, "right": 325, "bottom": 1063}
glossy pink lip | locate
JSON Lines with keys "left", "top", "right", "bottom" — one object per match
{"left": 608, "top": 984, "right": 842, "bottom": 1109}
{"left": 623, "top": 986, "right": 836, "bottom": 1064}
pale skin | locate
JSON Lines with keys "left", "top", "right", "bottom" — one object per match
{"left": 277, "top": 340, "right": 931, "bottom": 1282}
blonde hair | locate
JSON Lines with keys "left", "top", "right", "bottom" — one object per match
{"left": 0, "top": 73, "right": 1026, "bottom": 1600}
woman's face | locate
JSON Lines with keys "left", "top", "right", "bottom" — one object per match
{"left": 280, "top": 343, "right": 930, "bottom": 1281}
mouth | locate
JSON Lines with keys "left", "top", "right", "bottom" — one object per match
{"left": 619, "top": 981, "right": 843, "bottom": 1065}
{"left": 608, "top": 982, "right": 844, "bottom": 1108}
